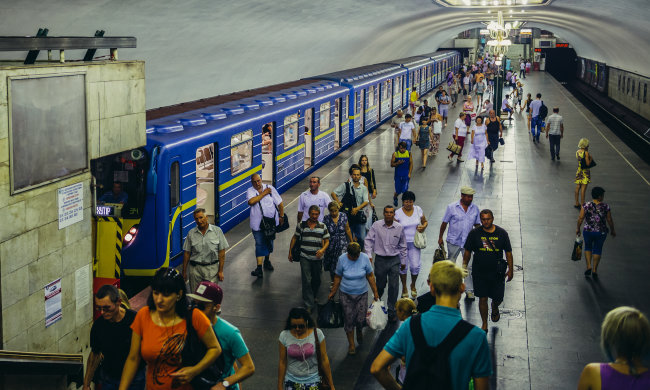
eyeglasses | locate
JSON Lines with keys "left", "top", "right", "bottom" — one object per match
{"left": 290, "top": 324, "right": 306, "bottom": 330}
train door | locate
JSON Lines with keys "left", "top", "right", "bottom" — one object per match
{"left": 261, "top": 122, "right": 274, "bottom": 184}
{"left": 359, "top": 91, "right": 366, "bottom": 133}
{"left": 375, "top": 84, "right": 380, "bottom": 123}
{"left": 169, "top": 158, "right": 182, "bottom": 257}
{"left": 304, "top": 108, "right": 313, "bottom": 169}
{"left": 195, "top": 144, "right": 216, "bottom": 225}
{"left": 334, "top": 98, "right": 341, "bottom": 150}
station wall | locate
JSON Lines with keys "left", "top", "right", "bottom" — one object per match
{"left": 0, "top": 61, "right": 145, "bottom": 359}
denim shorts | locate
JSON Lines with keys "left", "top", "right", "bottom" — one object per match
{"left": 252, "top": 229, "right": 274, "bottom": 257}
{"left": 583, "top": 231, "right": 607, "bottom": 255}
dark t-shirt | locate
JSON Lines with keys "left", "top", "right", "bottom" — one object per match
{"left": 464, "top": 225, "right": 512, "bottom": 277}
{"left": 416, "top": 292, "right": 436, "bottom": 313}
{"left": 90, "top": 309, "right": 137, "bottom": 379}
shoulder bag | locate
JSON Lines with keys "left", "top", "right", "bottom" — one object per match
{"left": 181, "top": 308, "right": 225, "bottom": 390}
{"left": 313, "top": 327, "right": 332, "bottom": 390}
{"left": 342, "top": 183, "right": 367, "bottom": 225}
{"left": 257, "top": 186, "right": 277, "bottom": 240}
{"left": 413, "top": 208, "right": 427, "bottom": 249}
{"left": 579, "top": 152, "right": 597, "bottom": 169}
{"left": 275, "top": 204, "right": 290, "bottom": 232}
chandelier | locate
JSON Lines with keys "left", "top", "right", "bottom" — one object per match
{"left": 486, "top": 11, "right": 512, "bottom": 64}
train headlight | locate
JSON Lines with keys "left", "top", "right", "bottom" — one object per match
{"left": 124, "top": 225, "right": 139, "bottom": 244}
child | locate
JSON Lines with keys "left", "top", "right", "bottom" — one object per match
{"left": 394, "top": 298, "right": 417, "bottom": 385}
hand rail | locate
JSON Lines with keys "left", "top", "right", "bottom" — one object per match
{"left": 0, "top": 350, "right": 84, "bottom": 385}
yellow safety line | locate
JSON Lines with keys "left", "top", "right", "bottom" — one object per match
{"left": 315, "top": 127, "right": 335, "bottom": 141}
{"left": 218, "top": 164, "right": 263, "bottom": 191}
{"left": 276, "top": 143, "right": 305, "bottom": 161}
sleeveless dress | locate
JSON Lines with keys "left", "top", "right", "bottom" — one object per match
{"left": 417, "top": 125, "right": 430, "bottom": 149}
{"left": 600, "top": 363, "right": 650, "bottom": 390}
{"left": 468, "top": 124, "right": 488, "bottom": 163}
{"left": 394, "top": 150, "right": 411, "bottom": 194}
{"left": 575, "top": 149, "right": 591, "bottom": 184}
{"left": 323, "top": 213, "right": 349, "bottom": 272}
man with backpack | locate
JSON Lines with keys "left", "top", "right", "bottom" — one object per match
{"left": 529, "top": 93, "right": 547, "bottom": 143}
{"left": 331, "top": 166, "right": 369, "bottom": 249}
{"left": 370, "top": 260, "right": 491, "bottom": 390}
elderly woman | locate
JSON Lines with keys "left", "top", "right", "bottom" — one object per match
{"left": 278, "top": 307, "right": 335, "bottom": 390}
{"left": 463, "top": 95, "right": 475, "bottom": 127}
{"left": 323, "top": 201, "right": 353, "bottom": 282}
{"left": 575, "top": 138, "right": 593, "bottom": 209}
{"left": 578, "top": 306, "right": 650, "bottom": 389}
{"left": 576, "top": 187, "right": 616, "bottom": 279}
{"left": 394, "top": 191, "right": 428, "bottom": 299}
{"left": 328, "top": 242, "right": 379, "bottom": 355}
{"left": 119, "top": 268, "right": 221, "bottom": 390}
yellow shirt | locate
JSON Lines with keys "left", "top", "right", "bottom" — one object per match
{"left": 410, "top": 91, "right": 418, "bottom": 102}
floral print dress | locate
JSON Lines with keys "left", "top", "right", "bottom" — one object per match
{"left": 323, "top": 213, "right": 349, "bottom": 271}
{"left": 575, "top": 149, "right": 591, "bottom": 184}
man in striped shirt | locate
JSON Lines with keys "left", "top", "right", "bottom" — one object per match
{"left": 289, "top": 205, "right": 330, "bottom": 312}
{"left": 545, "top": 107, "right": 564, "bottom": 161}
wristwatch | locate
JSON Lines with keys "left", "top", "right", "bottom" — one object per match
{"left": 221, "top": 380, "right": 230, "bottom": 388}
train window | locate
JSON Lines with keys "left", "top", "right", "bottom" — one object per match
{"left": 395, "top": 77, "right": 401, "bottom": 94}
{"left": 170, "top": 161, "right": 180, "bottom": 212}
{"left": 627, "top": 78, "right": 630, "bottom": 95}
{"left": 354, "top": 92, "right": 359, "bottom": 114}
{"left": 368, "top": 85, "right": 375, "bottom": 107}
{"left": 632, "top": 80, "right": 635, "bottom": 96}
{"left": 644, "top": 84, "right": 647, "bottom": 103}
{"left": 342, "top": 95, "right": 348, "bottom": 119}
{"left": 618, "top": 75, "right": 621, "bottom": 91}
{"left": 283, "top": 113, "right": 299, "bottom": 149}
{"left": 382, "top": 80, "right": 390, "bottom": 101}
{"left": 638, "top": 81, "right": 641, "bottom": 100}
{"left": 230, "top": 130, "right": 253, "bottom": 175}
{"left": 196, "top": 144, "right": 215, "bottom": 221}
{"left": 320, "top": 102, "right": 331, "bottom": 130}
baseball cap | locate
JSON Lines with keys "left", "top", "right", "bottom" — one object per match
{"left": 460, "top": 186, "right": 476, "bottom": 195}
{"left": 187, "top": 281, "right": 223, "bottom": 305}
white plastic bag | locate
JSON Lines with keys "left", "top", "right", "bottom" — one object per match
{"left": 366, "top": 301, "right": 388, "bottom": 330}
{"left": 414, "top": 231, "right": 427, "bottom": 249}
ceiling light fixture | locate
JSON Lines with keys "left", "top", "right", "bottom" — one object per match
{"left": 486, "top": 11, "right": 512, "bottom": 59}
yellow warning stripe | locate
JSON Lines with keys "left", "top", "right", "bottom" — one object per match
{"left": 218, "top": 164, "right": 263, "bottom": 191}
{"left": 315, "top": 127, "right": 335, "bottom": 141}
{"left": 276, "top": 143, "right": 305, "bottom": 161}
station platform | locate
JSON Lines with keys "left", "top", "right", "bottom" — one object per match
{"left": 160, "top": 71, "right": 650, "bottom": 390}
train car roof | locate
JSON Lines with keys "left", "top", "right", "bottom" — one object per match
{"left": 146, "top": 84, "right": 348, "bottom": 147}
{"left": 383, "top": 55, "right": 432, "bottom": 67}
{"left": 311, "top": 63, "right": 404, "bottom": 83}
{"left": 421, "top": 50, "right": 457, "bottom": 60}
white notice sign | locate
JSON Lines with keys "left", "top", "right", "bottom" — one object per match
{"left": 58, "top": 182, "right": 84, "bottom": 229}
{"left": 75, "top": 264, "right": 91, "bottom": 310}
{"left": 45, "top": 278, "right": 62, "bottom": 327}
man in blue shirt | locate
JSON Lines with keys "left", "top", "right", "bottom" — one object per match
{"left": 188, "top": 281, "right": 255, "bottom": 390}
{"left": 370, "top": 260, "right": 491, "bottom": 390}
{"left": 98, "top": 182, "right": 128, "bottom": 204}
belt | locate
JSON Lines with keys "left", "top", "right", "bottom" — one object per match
{"left": 189, "top": 260, "right": 218, "bottom": 267}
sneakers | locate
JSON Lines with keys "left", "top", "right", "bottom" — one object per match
{"left": 263, "top": 260, "right": 274, "bottom": 271}
{"left": 465, "top": 291, "right": 476, "bottom": 301}
{"left": 251, "top": 267, "right": 263, "bottom": 278}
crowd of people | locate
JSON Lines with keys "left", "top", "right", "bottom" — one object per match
{"left": 81, "top": 56, "right": 644, "bottom": 390}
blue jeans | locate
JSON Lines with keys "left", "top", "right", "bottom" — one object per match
{"left": 531, "top": 116, "right": 542, "bottom": 139}
{"left": 350, "top": 222, "right": 367, "bottom": 252}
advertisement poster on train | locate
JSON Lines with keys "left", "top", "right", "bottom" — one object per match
{"left": 58, "top": 182, "right": 84, "bottom": 229}
{"left": 44, "top": 278, "right": 62, "bottom": 328}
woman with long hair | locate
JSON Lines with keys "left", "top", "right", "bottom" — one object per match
{"left": 278, "top": 308, "right": 335, "bottom": 390}
{"left": 119, "top": 267, "right": 221, "bottom": 390}
{"left": 415, "top": 116, "right": 431, "bottom": 169}
{"left": 358, "top": 155, "right": 377, "bottom": 232}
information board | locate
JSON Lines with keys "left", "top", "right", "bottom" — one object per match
{"left": 58, "top": 182, "right": 84, "bottom": 229}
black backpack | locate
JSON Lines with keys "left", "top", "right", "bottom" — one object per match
{"left": 402, "top": 315, "right": 474, "bottom": 390}
{"left": 539, "top": 101, "right": 549, "bottom": 120}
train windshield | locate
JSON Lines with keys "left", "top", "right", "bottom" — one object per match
{"left": 91, "top": 148, "right": 149, "bottom": 219}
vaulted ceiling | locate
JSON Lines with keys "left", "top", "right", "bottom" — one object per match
{"left": 1, "top": 0, "right": 647, "bottom": 108}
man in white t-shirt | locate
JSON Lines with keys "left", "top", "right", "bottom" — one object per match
{"left": 519, "top": 61, "right": 526, "bottom": 79}
{"left": 501, "top": 94, "right": 513, "bottom": 120}
{"left": 297, "top": 176, "right": 331, "bottom": 223}
{"left": 398, "top": 114, "right": 416, "bottom": 151}
{"left": 390, "top": 110, "right": 404, "bottom": 148}
{"left": 449, "top": 112, "right": 468, "bottom": 163}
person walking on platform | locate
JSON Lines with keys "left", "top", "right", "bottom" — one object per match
{"left": 576, "top": 187, "right": 616, "bottom": 279}
{"left": 545, "top": 107, "right": 564, "bottom": 161}
{"left": 391, "top": 141, "right": 413, "bottom": 206}
{"left": 438, "top": 186, "right": 481, "bottom": 301}
{"left": 289, "top": 205, "right": 330, "bottom": 312}
{"left": 451, "top": 74, "right": 461, "bottom": 108}
{"left": 409, "top": 87, "right": 418, "bottom": 115}
{"left": 415, "top": 116, "right": 431, "bottom": 169}
{"left": 323, "top": 201, "right": 353, "bottom": 282}
{"left": 189, "top": 282, "right": 256, "bottom": 390}
{"left": 247, "top": 174, "right": 285, "bottom": 278}
{"left": 397, "top": 114, "right": 416, "bottom": 151}
{"left": 469, "top": 116, "right": 489, "bottom": 170}
{"left": 519, "top": 60, "right": 526, "bottom": 79}
{"left": 84, "top": 285, "right": 145, "bottom": 390}
{"left": 394, "top": 191, "right": 428, "bottom": 299}
{"left": 297, "top": 176, "right": 331, "bottom": 223}
{"left": 331, "top": 166, "right": 369, "bottom": 249}
{"left": 574, "top": 138, "right": 593, "bottom": 209}
{"left": 182, "top": 208, "right": 229, "bottom": 293}
{"left": 485, "top": 110, "right": 503, "bottom": 164}
{"left": 359, "top": 155, "right": 377, "bottom": 231}
{"left": 365, "top": 205, "right": 407, "bottom": 323}
{"left": 438, "top": 91, "right": 451, "bottom": 126}
{"left": 390, "top": 110, "right": 404, "bottom": 148}
{"left": 449, "top": 113, "right": 468, "bottom": 163}
{"left": 577, "top": 306, "right": 650, "bottom": 390}
{"left": 370, "top": 260, "right": 492, "bottom": 390}
{"left": 462, "top": 209, "right": 513, "bottom": 332}
{"left": 529, "top": 93, "right": 544, "bottom": 143}
{"left": 429, "top": 107, "right": 443, "bottom": 156}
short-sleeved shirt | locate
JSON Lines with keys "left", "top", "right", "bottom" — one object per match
{"left": 399, "top": 121, "right": 416, "bottom": 140}
{"left": 384, "top": 305, "right": 492, "bottom": 390}
{"left": 294, "top": 221, "right": 330, "bottom": 260}
{"left": 335, "top": 252, "right": 374, "bottom": 295}
{"left": 391, "top": 116, "right": 404, "bottom": 133}
{"left": 247, "top": 184, "right": 282, "bottom": 231}
{"left": 442, "top": 201, "right": 480, "bottom": 247}
{"left": 394, "top": 206, "right": 424, "bottom": 243}
{"left": 99, "top": 191, "right": 128, "bottom": 204}
{"left": 183, "top": 225, "right": 229, "bottom": 264}
{"left": 333, "top": 182, "right": 368, "bottom": 210}
{"left": 582, "top": 202, "right": 611, "bottom": 233}
{"left": 410, "top": 91, "right": 419, "bottom": 102}
{"left": 439, "top": 95, "right": 451, "bottom": 108}
{"left": 431, "top": 115, "right": 443, "bottom": 134}
{"left": 529, "top": 99, "right": 543, "bottom": 117}
{"left": 454, "top": 118, "right": 468, "bottom": 137}
{"left": 298, "top": 190, "right": 331, "bottom": 222}
{"left": 279, "top": 329, "right": 325, "bottom": 384}
{"left": 213, "top": 317, "right": 250, "bottom": 390}
{"left": 464, "top": 225, "right": 512, "bottom": 277}
{"left": 90, "top": 309, "right": 138, "bottom": 379}
{"left": 131, "top": 307, "right": 212, "bottom": 390}
{"left": 501, "top": 98, "right": 510, "bottom": 110}
{"left": 546, "top": 113, "right": 563, "bottom": 135}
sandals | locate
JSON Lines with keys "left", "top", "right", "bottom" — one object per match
{"left": 584, "top": 269, "right": 592, "bottom": 276}
{"left": 491, "top": 307, "right": 500, "bottom": 322}
{"left": 401, "top": 292, "right": 409, "bottom": 299}
{"left": 411, "top": 288, "right": 418, "bottom": 299}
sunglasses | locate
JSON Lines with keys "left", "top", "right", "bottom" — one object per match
{"left": 291, "top": 324, "right": 306, "bottom": 330}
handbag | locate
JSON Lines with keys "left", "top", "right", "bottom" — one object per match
{"left": 317, "top": 300, "right": 344, "bottom": 328}
{"left": 434, "top": 244, "right": 447, "bottom": 262}
{"left": 371, "top": 206, "right": 378, "bottom": 223}
{"left": 571, "top": 236, "right": 583, "bottom": 261}
{"left": 580, "top": 153, "right": 596, "bottom": 169}
{"left": 181, "top": 309, "right": 225, "bottom": 390}
{"left": 257, "top": 187, "right": 277, "bottom": 240}
{"left": 446, "top": 140, "right": 462, "bottom": 155}
{"left": 342, "top": 183, "right": 367, "bottom": 225}
{"left": 276, "top": 205, "right": 290, "bottom": 233}
{"left": 313, "top": 326, "right": 332, "bottom": 390}
{"left": 413, "top": 231, "right": 427, "bottom": 249}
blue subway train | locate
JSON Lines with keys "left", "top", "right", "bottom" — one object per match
{"left": 92, "top": 50, "right": 461, "bottom": 280}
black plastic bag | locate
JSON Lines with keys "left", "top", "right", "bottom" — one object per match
{"left": 317, "top": 300, "right": 344, "bottom": 328}
{"left": 571, "top": 237, "right": 583, "bottom": 261}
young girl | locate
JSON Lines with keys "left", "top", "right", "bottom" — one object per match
{"left": 394, "top": 298, "right": 417, "bottom": 385}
